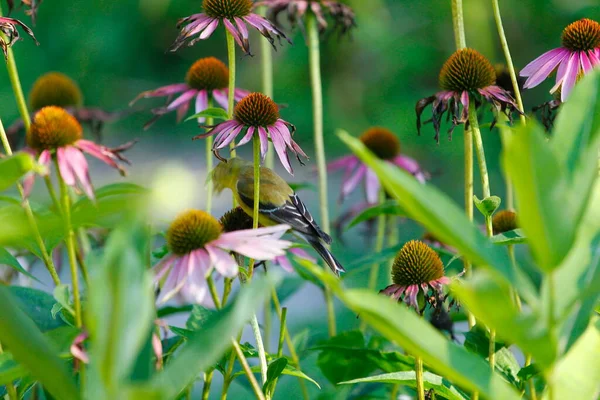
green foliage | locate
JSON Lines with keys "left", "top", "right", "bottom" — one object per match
{"left": 185, "top": 108, "right": 229, "bottom": 122}
{"left": 0, "top": 153, "right": 35, "bottom": 193}
{"left": 347, "top": 200, "right": 405, "bottom": 229}
{"left": 473, "top": 195, "right": 501, "bottom": 218}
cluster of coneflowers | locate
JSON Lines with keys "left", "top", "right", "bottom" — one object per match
{"left": 1, "top": 0, "right": 600, "bottom": 398}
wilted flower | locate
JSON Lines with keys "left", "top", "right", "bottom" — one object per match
{"left": 153, "top": 209, "right": 291, "bottom": 304}
{"left": 23, "top": 106, "right": 134, "bottom": 199}
{"left": 7, "top": 72, "right": 128, "bottom": 146}
{"left": 492, "top": 210, "right": 518, "bottom": 235}
{"left": 521, "top": 18, "right": 600, "bottom": 102}
{"left": 194, "top": 92, "right": 308, "bottom": 174}
{"left": 0, "top": 16, "right": 37, "bottom": 58}
{"left": 380, "top": 240, "right": 450, "bottom": 314}
{"left": 256, "top": 0, "right": 356, "bottom": 36}
{"left": 416, "top": 49, "right": 522, "bottom": 143}
{"left": 328, "top": 127, "right": 426, "bottom": 204}
{"left": 130, "top": 57, "right": 249, "bottom": 129}
{"left": 5, "top": 0, "right": 43, "bottom": 24}
{"left": 169, "top": 0, "right": 289, "bottom": 55}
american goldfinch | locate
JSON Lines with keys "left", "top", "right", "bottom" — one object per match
{"left": 212, "top": 157, "right": 345, "bottom": 276}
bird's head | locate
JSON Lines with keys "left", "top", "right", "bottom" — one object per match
{"left": 211, "top": 157, "right": 248, "bottom": 194}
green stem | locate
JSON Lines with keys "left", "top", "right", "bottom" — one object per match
{"left": 251, "top": 314, "right": 268, "bottom": 385}
{"left": 259, "top": 6, "right": 275, "bottom": 169}
{"left": 226, "top": 30, "right": 238, "bottom": 162}
{"left": 0, "top": 342, "right": 18, "bottom": 400}
{"left": 206, "top": 97, "right": 214, "bottom": 214}
{"left": 248, "top": 136, "right": 261, "bottom": 276}
{"left": 0, "top": 118, "right": 60, "bottom": 285}
{"left": 202, "top": 371, "right": 214, "bottom": 400}
{"left": 202, "top": 275, "right": 222, "bottom": 400}
{"left": 451, "top": 0, "right": 466, "bottom": 49}
{"left": 491, "top": 0, "right": 526, "bottom": 124}
{"left": 44, "top": 176, "right": 62, "bottom": 214}
{"left": 231, "top": 339, "right": 266, "bottom": 400}
{"left": 56, "top": 159, "right": 82, "bottom": 327}
{"left": 525, "top": 354, "right": 537, "bottom": 400}
{"left": 271, "top": 289, "right": 310, "bottom": 400}
{"left": 415, "top": 356, "right": 425, "bottom": 400}
{"left": 468, "top": 101, "right": 497, "bottom": 369}
{"left": 307, "top": 12, "right": 336, "bottom": 338}
{"left": 277, "top": 307, "right": 287, "bottom": 358}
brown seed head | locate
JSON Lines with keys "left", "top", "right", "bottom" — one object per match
{"left": 391, "top": 240, "right": 445, "bottom": 286}
{"left": 234, "top": 93, "right": 280, "bottom": 127}
{"left": 220, "top": 207, "right": 254, "bottom": 232}
{"left": 561, "top": 18, "right": 600, "bottom": 51}
{"left": 29, "top": 72, "right": 83, "bottom": 111}
{"left": 27, "top": 106, "right": 83, "bottom": 151}
{"left": 439, "top": 49, "right": 496, "bottom": 92}
{"left": 203, "top": 0, "right": 252, "bottom": 19}
{"left": 186, "top": 57, "right": 229, "bottom": 91}
{"left": 359, "top": 127, "right": 401, "bottom": 160}
{"left": 492, "top": 210, "right": 518, "bottom": 235}
{"left": 167, "top": 210, "right": 223, "bottom": 255}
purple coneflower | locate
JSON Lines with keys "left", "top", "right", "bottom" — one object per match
{"left": 153, "top": 209, "right": 291, "bottom": 304}
{"left": 7, "top": 72, "right": 126, "bottom": 147}
{"left": 521, "top": 18, "right": 600, "bottom": 102}
{"left": 416, "top": 49, "right": 522, "bottom": 142}
{"left": 130, "top": 57, "right": 249, "bottom": 129}
{"left": 380, "top": 240, "right": 450, "bottom": 314}
{"left": 0, "top": 16, "right": 37, "bottom": 58}
{"left": 255, "top": 0, "right": 356, "bottom": 36}
{"left": 328, "top": 127, "right": 426, "bottom": 205}
{"left": 194, "top": 92, "right": 308, "bottom": 175}
{"left": 23, "top": 106, "right": 134, "bottom": 199}
{"left": 169, "top": 0, "right": 289, "bottom": 55}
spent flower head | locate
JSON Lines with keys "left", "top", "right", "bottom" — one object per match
{"left": 492, "top": 210, "right": 518, "bottom": 235}
{"left": 0, "top": 16, "right": 37, "bottom": 58}
{"left": 169, "top": 0, "right": 290, "bottom": 55}
{"left": 256, "top": 0, "right": 356, "bottom": 36}
{"left": 194, "top": 92, "right": 308, "bottom": 175}
{"left": 130, "top": 57, "right": 249, "bottom": 129}
{"left": 23, "top": 106, "right": 135, "bottom": 199}
{"left": 416, "top": 49, "right": 522, "bottom": 142}
{"left": 381, "top": 240, "right": 450, "bottom": 314}
{"left": 521, "top": 18, "right": 600, "bottom": 102}
{"left": 153, "top": 209, "right": 291, "bottom": 304}
{"left": 328, "top": 127, "right": 427, "bottom": 205}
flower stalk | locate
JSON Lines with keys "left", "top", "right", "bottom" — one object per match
{"left": 56, "top": 159, "right": 82, "bottom": 327}
{"left": 232, "top": 339, "right": 267, "bottom": 400}
{"left": 226, "top": 31, "right": 237, "bottom": 160}
{"left": 206, "top": 97, "right": 214, "bottom": 214}
{"left": 307, "top": 11, "right": 336, "bottom": 337}
{"left": 259, "top": 5, "right": 275, "bottom": 169}
{"left": 251, "top": 314, "right": 268, "bottom": 385}
{"left": 415, "top": 355, "right": 425, "bottom": 400}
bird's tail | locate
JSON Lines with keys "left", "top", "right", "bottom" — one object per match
{"left": 306, "top": 236, "right": 346, "bottom": 276}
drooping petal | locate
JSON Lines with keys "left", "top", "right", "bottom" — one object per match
{"left": 521, "top": 48, "right": 569, "bottom": 77}
{"left": 129, "top": 83, "right": 189, "bottom": 106}
{"left": 365, "top": 168, "right": 381, "bottom": 204}
{"left": 154, "top": 89, "right": 197, "bottom": 115}
{"left": 393, "top": 155, "right": 427, "bottom": 183}
{"left": 269, "top": 125, "right": 293, "bottom": 174}
{"left": 274, "top": 255, "right": 293, "bottom": 273}
{"left": 199, "top": 19, "right": 220, "bottom": 40}
{"left": 212, "top": 89, "right": 229, "bottom": 110}
{"left": 194, "top": 90, "right": 209, "bottom": 124}
{"left": 214, "top": 124, "right": 245, "bottom": 150}
{"left": 223, "top": 18, "right": 248, "bottom": 53}
{"left": 257, "top": 127, "right": 269, "bottom": 162}
{"left": 327, "top": 155, "right": 358, "bottom": 172}
{"left": 560, "top": 52, "right": 579, "bottom": 101}
{"left": 289, "top": 247, "right": 317, "bottom": 263}
{"left": 341, "top": 164, "right": 367, "bottom": 199}
{"left": 234, "top": 126, "right": 255, "bottom": 148}
{"left": 64, "top": 146, "right": 94, "bottom": 200}
{"left": 580, "top": 50, "right": 594, "bottom": 74}
{"left": 157, "top": 256, "right": 188, "bottom": 304}
{"left": 205, "top": 245, "right": 238, "bottom": 278}
{"left": 76, "top": 140, "right": 124, "bottom": 175}
{"left": 56, "top": 147, "right": 76, "bottom": 187}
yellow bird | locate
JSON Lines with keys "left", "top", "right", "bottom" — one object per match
{"left": 212, "top": 157, "right": 345, "bottom": 276}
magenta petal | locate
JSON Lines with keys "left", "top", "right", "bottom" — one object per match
{"left": 212, "top": 89, "right": 229, "bottom": 110}
{"left": 289, "top": 247, "right": 317, "bottom": 263}
{"left": 588, "top": 49, "right": 600, "bottom": 66}
{"left": 521, "top": 48, "right": 569, "bottom": 76}
{"left": 580, "top": 51, "right": 593, "bottom": 74}
{"left": 561, "top": 53, "right": 579, "bottom": 101}
{"left": 163, "top": 89, "right": 197, "bottom": 113}
{"left": 129, "top": 83, "right": 189, "bottom": 105}
{"left": 56, "top": 147, "right": 76, "bottom": 186}
{"left": 223, "top": 18, "right": 245, "bottom": 50}
{"left": 65, "top": 146, "right": 94, "bottom": 200}
{"left": 523, "top": 48, "right": 570, "bottom": 89}
{"left": 342, "top": 164, "right": 367, "bottom": 199}
{"left": 394, "top": 155, "right": 426, "bottom": 182}
{"left": 194, "top": 90, "right": 209, "bottom": 123}
{"left": 233, "top": 88, "right": 251, "bottom": 102}
{"left": 200, "top": 19, "right": 219, "bottom": 39}
{"left": 257, "top": 127, "right": 269, "bottom": 162}
{"left": 214, "top": 124, "right": 244, "bottom": 150}
{"left": 235, "top": 126, "right": 255, "bottom": 148}
{"left": 274, "top": 255, "right": 293, "bottom": 273}
{"left": 270, "top": 126, "right": 293, "bottom": 175}
{"left": 365, "top": 168, "right": 380, "bottom": 204}
{"left": 327, "top": 155, "right": 357, "bottom": 171}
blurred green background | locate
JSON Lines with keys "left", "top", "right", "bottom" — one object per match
{"left": 1, "top": 0, "right": 599, "bottom": 398}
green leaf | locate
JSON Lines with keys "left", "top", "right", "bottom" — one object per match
{"left": 348, "top": 200, "right": 405, "bottom": 229}
{"left": 490, "top": 229, "right": 526, "bottom": 245}
{"left": 85, "top": 220, "right": 155, "bottom": 400}
{"left": 0, "top": 153, "right": 35, "bottom": 192}
{"left": 339, "top": 371, "right": 466, "bottom": 400}
{"left": 0, "top": 353, "right": 28, "bottom": 385}
{"left": 0, "top": 247, "right": 41, "bottom": 282}
{"left": 53, "top": 285, "right": 75, "bottom": 316}
{"left": 145, "top": 274, "right": 279, "bottom": 398}
{"left": 494, "top": 347, "right": 521, "bottom": 388}
{"left": 473, "top": 195, "right": 501, "bottom": 218}
{"left": 463, "top": 325, "right": 506, "bottom": 358}
{"left": 549, "top": 319, "right": 600, "bottom": 400}
{"left": 234, "top": 361, "right": 321, "bottom": 390}
{"left": 337, "top": 289, "right": 521, "bottom": 400}
{"left": 337, "top": 130, "right": 536, "bottom": 301}
{"left": 186, "top": 305, "right": 217, "bottom": 331}
{"left": 156, "top": 305, "right": 193, "bottom": 318}
{"left": 9, "top": 287, "right": 66, "bottom": 332}
{"left": 452, "top": 271, "right": 556, "bottom": 368}
{"left": 517, "top": 364, "right": 540, "bottom": 381}
{"left": 185, "top": 107, "right": 229, "bottom": 122}
{"left": 263, "top": 357, "right": 288, "bottom": 395}
{"left": 0, "top": 287, "right": 80, "bottom": 400}
{"left": 44, "top": 326, "right": 81, "bottom": 358}
{"left": 168, "top": 326, "right": 193, "bottom": 338}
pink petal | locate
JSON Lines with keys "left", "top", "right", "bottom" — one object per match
{"left": 521, "top": 48, "right": 569, "bottom": 76}
{"left": 56, "top": 147, "right": 76, "bottom": 186}
{"left": 233, "top": 88, "right": 251, "bottom": 102}
{"left": 205, "top": 245, "right": 238, "bottom": 277}
{"left": 214, "top": 124, "right": 245, "bottom": 150}
{"left": 523, "top": 48, "right": 570, "bottom": 89}
{"left": 393, "top": 155, "right": 426, "bottom": 183}
{"left": 194, "top": 90, "right": 209, "bottom": 123}
{"left": 580, "top": 51, "right": 593, "bottom": 74}
{"left": 199, "top": 19, "right": 219, "bottom": 39}
{"left": 257, "top": 127, "right": 269, "bottom": 162}
{"left": 270, "top": 126, "right": 293, "bottom": 175}
{"left": 161, "top": 89, "right": 197, "bottom": 113}
{"left": 76, "top": 140, "right": 120, "bottom": 171}
{"left": 342, "top": 164, "right": 367, "bottom": 199}
{"left": 235, "top": 126, "right": 255, "bottom": 148}
{"left": 560, "top": 52, "right": 579, "bottom": 101}
{"left": 289, "top": 247, "right": 317, "bottom": 263}
{"left": 365, "top": 168, "right": 380, "bottom": 204}
{"left": 212, "top": 89, "right": 229, "bottom": 110}
{"left": 274, "top": 255, "right": 294, "bottom": 273}
{"left": 129, "top": 83, "right": 189, "bottom": 105}
{"left": 223, "top": 18, "right": 245, "bottom": 50}
{"left": 64, "top": 146, "right": 94, "bottom": 200}
{"left": 327, "top": 154, "right": 358, "bottom": 172}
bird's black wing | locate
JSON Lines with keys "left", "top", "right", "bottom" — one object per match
{"left": 238, "top": 191, "right": 332, "bottom": 244}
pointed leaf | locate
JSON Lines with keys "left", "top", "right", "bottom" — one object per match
{"left": 185, "top": 107, "right": 229, "bottom": 122}
{"left": 348, "top": 200, "right": 405, "bottom": 229}
{"left": 0, "top": 247, "right": 41, "bottom": 282}
{"left": 0, "top": 153, "right": 35, "bottom": 192}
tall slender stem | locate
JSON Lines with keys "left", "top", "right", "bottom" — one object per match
{"left": 491, "top": 0, "right": 526, "bottom": 124}
{"left": 0, "top": 118, "right": 60, "bottom": 285}
{"left": 248, "top": 137, "right": 261, "bottom": 276}
{"left": 231, "top": 339, "right": 267, "bottom": 400}
{"left": 206, "top": 97, "right": 214, "bottom": 214}
{"left": 226, "top": 31, "right": 238, "bottom": 162}
{"left": 451, "top": 0, "right": 466, "bottom": 49}
{"left": 56, "top": 159, "right": 82, "bottom": 327}
{"left": 259, "top": 6, "right": 275, "bottom": 170}
{"left": 415, "top": 356, "right": 425, "bottom": 400}
{"left": 0, "top": 342, "right": 18, "bottom": 400}
{"left": 307, "top": 12, "right": 336, "bottom": 338}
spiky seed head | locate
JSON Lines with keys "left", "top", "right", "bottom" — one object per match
{"left": 359, "top": 127, "right": 401, "bottom": 160}
{"left": 186, "top": 57, "right": 229, "bottom": 91}
{"left": 202, "top": 0, "right": 252, "bottom": 19}
{"left": 29, "top": 72, "right": 83, "bottom": 111}
{"left": 220, "top": 207, "right": 254, "bottom": 232}
{"left": 492, "top": 210, "right": 518, "bottom": 235}
{"left": 167, "top": 210, "right": 223, "bottom": 255}
{"left": 27, "top": 106, "right": 83, "bottom": 151}
{"left": 234, "top": 92, "right": 280, "bottom": 127}
{"left": 391, "top": 240, "right": 445, "bottom": 286}
{"left": 561, "top": 18, "right": 600, "bottom": 51}
{"left": 439, "top": 49, "right": 496, "bottom": 92}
